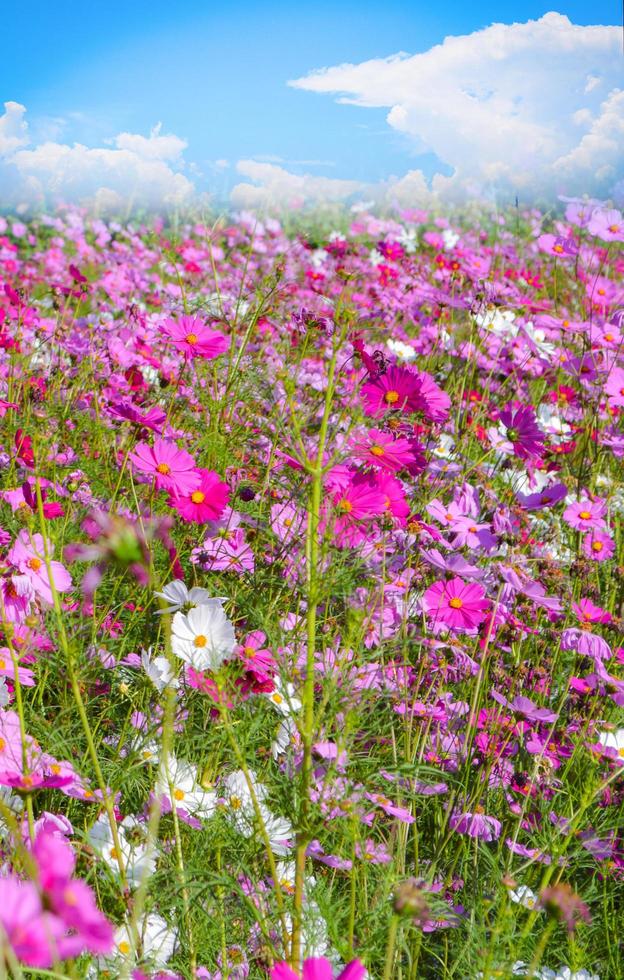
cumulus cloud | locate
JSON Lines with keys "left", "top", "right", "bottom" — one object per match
{"left": 289, "top": 12, "right": 623, "bottom": 203}
{"left": 230, "top": 159, "right": 362, "bottom": 209}
{"left": 0, "top": 102, "right": 29, "bottom": 155}
{"left": 0, "top": 103, "right": 194, "bottom": 213}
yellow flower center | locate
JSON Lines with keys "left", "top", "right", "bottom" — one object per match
{"left": 229, "top": 795, "right": 242, "bottom": 809}
{"left": 608, "top": 224, "right": 620, "bottom": 233}
{"left": 384, "top": 390, "right": 400, "bottom": 404}
{"left": 579, "top": 510, "right": 591, "bottom": 520}
{"left": 338, "top": 499, "right": 353, "bottom": 513}
{"left": 63, "top": 886, "right": 78, "bottom": 906}
{"left": 194, "top": 634, "right": 208, "bottom": 647}
{"left": 449, "top": 597, "right": 463, "bottom": 609}
{"left": 27, "top": 557, "right": 42, "bottom": 571}
{"left": 553, "top": 244, "right": 563, "bottom": 253}
{"left": 173, "top": 788, "right": 185, "bottom": 801}
{"left": 156, "top": 462, "right": 171, "bottom": 475}
{"left": 370, "top": 445, "right": 385, "bottom": 456}
{"left": 272, "top": 693, "right": 283, "bottom": 704}
{"left": 118, "top": 940, "right": 131, "bottom": 955}
{"left": 185, "top": 333, "right": 198, "bottom": 344}
{"left": 191, "top": 491, "right": 206, "bottom": 504}
{"left": 592, "top": 541, "right": 604, "bottom": 552}
{"left": 244, "top": 646, "right": 256, "bottom": 657}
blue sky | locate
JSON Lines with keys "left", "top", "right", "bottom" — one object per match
{"left": 0, "top": 1, "right": 622, "bottom": 210}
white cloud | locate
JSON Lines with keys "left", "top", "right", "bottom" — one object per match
{"left": 230, "top": 159, "right": 362, "bottom": 209}
{"left": 112, "top": 122, "right": 187, "bottom": 162}
{"left": 0, "top": 104, "right": 194, "bottom": 213}
{"left": 0, "top": 102, "right": 29, "bottom": 155}
{"left": 289, "top": 12, "right": 623, "bottom": 202}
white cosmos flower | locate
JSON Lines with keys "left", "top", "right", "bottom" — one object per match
{"left": 171, "top": 603, "right": 235, "bottom": 671}
{"left": 221, "top": 768, "right": 268, "bottom": 833}
{"left": 264, "top": 681, "right": 302, "bottom": 716}
{"left": 112, "top": 913, "right": 177, "bottom": 968}
{"left": 508, "top": 884, "right": 539, "bottom": 909}
{"left": 387, "top": 337, "right": 417, "bottom": 361}
{"left": 442, "top": 228, "right": 460, "bottom": 250}
{"left": 397, "top": 226, "right": 418, "bottom": 253}
{"left": 474, "top": 307, "right": 519, "bottom": 338}
{"left": 159, "top": 757, "right": 216, "bottom": 820}
{"left": 432, "top": 433, "right": 456, "bottom": 459}
{"left": 262, "top": 810, "right": 293, "bottom": 855}
{"left": 154, "top": 579, "right": 227, "bottom": 615}
{"left": 271, "top": 717, "right": 298, "bottom": 759}
{"left": 369, "top": 248, "right": 384, "bottom": 267}
{"left": 141, "top": 649, "right": 178, "bottom": 692}
{"left": 524, "top": 321, "right": 557, "bottom": 359}
{"left": 310, "top": 248, "right": 329, "bottom": 268}
{"left": 537, "top": 404, "right": 571, "bottom": 442}
{"left": 598, "top": 728, "right": 624, "bottom": 760}
{"left": 88, "top": 814, "right": 156, "bottom": 888}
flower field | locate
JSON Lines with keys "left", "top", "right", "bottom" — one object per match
{"left": 0, "top": 201, "right": 623, "bottom": 980}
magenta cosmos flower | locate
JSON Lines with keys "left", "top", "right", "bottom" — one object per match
{"left": 582, "top": 530, "right": 615, "bottom": 561}
{"left": 168, "top": 469, "right": 229, "bottom": 523}
{"left": 8, "top": 531, "right": 72, "bottom": 604}
{"left": 161, "top": 314, "right": 228, "bottom": 359}
{"left": 563, "top": 498, "right": 607, "bottom": 531}
{"left": 271, "top": 957, "right": 366, "bottom": 980}
{"left": 129, "top": 439, "right": 200, "bottom": 494}
{"left": 422, "top": 577, "right": 489, "bottom": 631}
{"left": 361, "top": 366, "right": 450, "bottom": 422}
{"left": 496, "top": 405, "right": 544, "bottom": 460}
{"left": 350, "top": 428, "right": 426, "bottom": 474}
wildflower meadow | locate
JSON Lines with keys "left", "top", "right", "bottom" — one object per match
{"left": 0, "top": 199, "right": 622, "bottom": 980}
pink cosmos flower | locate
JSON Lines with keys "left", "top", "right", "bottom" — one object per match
{"left": 587, "top": 207, "right": 624, "bottom": 242}
{"left": 350, "top": 429, "right": 426, "bottom": 474}
{"left": 191, "top": 528, "right": 255, "bottom": 572}
{"left": 604, "top": 367, "right": 624, "bottom": 409}
{"left": 516, "top": 483, "right": 567, "bottom": 510}
{"left": 7, "top": 531, "right": 72, "bottom": 604}
{"left": 496, "top": 405, "right": 544, "bottom": 459}
{"left": 582, "top": 530, "right": 615, "bottom": 561}
{"left": 361, "top": 366, "right": 450, "bottom": 422}
{"left": 0, "top": 877, "right": 66, "bottom": 967}
{"left": 235, "top": 631, "right": 276, "bottom": 683}
{"left": 422, "top": 578, "right": 489, "bottom": 632}
{"left": 161, "top": 314, "right": 228, "bottom": 359}
{"left": 168, "top": 469, "right": 229, "bottom": 523}
{"left": 573, "top": 598, "right": 611, "bottom": 624}
{"left": 449, "top": 809, "right": 501, "bottom": 841}
{"left": 328, "top": 471, "right": 388, "bottom": 547}
{"left": 0, "top": 573, "right": 34, "bottom": 622}
{"left": 563, "top": 499, "right": 607, "bottom": 531}
{"left": 271, "top": 957, "right": 366, "bottom": 980}
{"left": 129, "top": 439, "right": 200, "bottom": 494}
{"left": 537, "top": 234, "right": 578, "bottom": 257}
{"left": 32, "top": 831, "right": 114, "bottom": 957}
{"left": 109, "top": 399, "right": 167, "bottom": 431}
